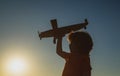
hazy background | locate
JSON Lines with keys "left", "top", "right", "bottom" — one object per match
{"left": 0, "top": 0, "right": 120, "bottom": 76}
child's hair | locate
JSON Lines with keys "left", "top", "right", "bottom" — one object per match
{"left": 67, "top": 31, "right": 93, "bottom": 54}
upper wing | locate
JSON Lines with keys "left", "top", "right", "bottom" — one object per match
{"left": 39, "top": 19, "right": 58, "bottom": 39}
{"left": 50, "top": 19, "right": 58, "bottom": 29}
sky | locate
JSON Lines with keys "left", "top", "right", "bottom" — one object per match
{"left": 0, "top": 0, "right": 120, "bottom": 76}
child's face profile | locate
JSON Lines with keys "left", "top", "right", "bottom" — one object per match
{"left": 69, "top": 41, "right": 80, "bottom": 53}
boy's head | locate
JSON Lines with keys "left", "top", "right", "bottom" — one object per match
{"left": 67, "top": 31, "right": 93, "bottom": 54}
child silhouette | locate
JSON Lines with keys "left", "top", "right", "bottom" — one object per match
{"left": 56, "top": 31, "right": 93, "bottom": 76}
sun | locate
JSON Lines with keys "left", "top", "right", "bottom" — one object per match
{"left": 6, "top": 57, "right": 28, "bottom": 74}
{"left": 9, "top": 58, "right": 26, "bottom": 73}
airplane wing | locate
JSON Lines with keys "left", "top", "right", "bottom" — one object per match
{"left": 50, "top": 19, "right": 58, "bottom": 29}
{"left": 39, "top": 19, "right": 58, "bottom": 39}
{"left": 50, "top": 19, "right": 58, "bottom": 44}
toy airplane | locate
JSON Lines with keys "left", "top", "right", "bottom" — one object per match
{"left": 38, "top": 19, "right": 88, "bottom": 44}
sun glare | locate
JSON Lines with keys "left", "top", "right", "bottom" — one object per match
{"left": 5, "top": 57, "right": 28, "bottom": 75}
{"left": 1, "top": 46, "right": 40, "bottom": 76}
{"left": 8, "top": 58, "right": 26, "bottom": 73}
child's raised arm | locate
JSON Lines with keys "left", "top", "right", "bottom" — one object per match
{"left": 56, "top": 37, "right": 70, "bottom": 59}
